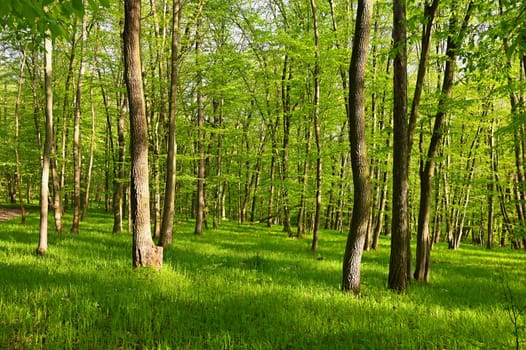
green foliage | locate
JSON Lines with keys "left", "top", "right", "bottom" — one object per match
{"left": 1, "top": 210, "right": 525, "bottom": 349}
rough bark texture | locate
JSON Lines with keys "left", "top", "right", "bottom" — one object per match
{"left": 160, "top": 0, "right": 182, "bottom": 246}
{"left": 388, "top": 0, "right": 410, "bottom": 293}
{"left": 342, "top": 0, "right": 373, "bottom": 294}
{"left": 124, "top": 0, "right": 163, "bottom": 269}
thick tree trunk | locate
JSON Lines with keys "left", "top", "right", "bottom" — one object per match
{"left": 37, "top": 37, "right": 54, "bottom": 256}
{"left": 123, "top": 0, "right": 163, "bottom": 269}
{"left": 342, "top": 0, "right": 373, "bottom": 294}
{"left": 159, "top": 0, "right": 182, "bottom": 246}
{"left": 388, "top": 0, "right": 410, "bottom": 293}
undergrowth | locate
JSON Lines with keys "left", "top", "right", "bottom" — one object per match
{"left": 0, "top": 208, "right": 525, "bottom": 349}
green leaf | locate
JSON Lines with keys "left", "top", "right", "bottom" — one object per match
{"left": 72, "top": 0, "right": 84, "bottom": 15}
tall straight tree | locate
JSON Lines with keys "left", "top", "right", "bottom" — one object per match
{"left": 123, "top": 0, "right": 163, "bottom": 269}
{"left": 414, "top": 1, "right": 473, "bottom": 281}
{"left": 342, "top": 0, "right": 374, "bottom": 293}
{"left": 194, "top": 0, "right": 206, "bottom": 236}
{"left": 388, "top": 0, "right": 410, "bottom": 292}
{"left": 160, "top": 0, "right": 182, "bottom": 246}
{"left": 71, "top": 7, "right": 88, "bottom": 233}
{"left": 37, "top": 36, "right": 54, "bottom": 255}
{"left": 310, "top": 0, "right": 322, "bottom": 252}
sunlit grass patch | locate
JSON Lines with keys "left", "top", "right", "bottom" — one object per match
{"left": 0, "top": 209, "right": 525, "bottom": 349}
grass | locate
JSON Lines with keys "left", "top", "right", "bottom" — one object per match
{"left": 1, "top": 208, "right": 525, "bottom": 349}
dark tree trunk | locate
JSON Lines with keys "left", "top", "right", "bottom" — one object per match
{"left": 123, "top": 0, "right": 163, "bottom": 269}
{"left": 389, "top": 0, "right": 410, "bottom": 293}
{"left": 342, "top": 0, "right": 373, "bottom": 294}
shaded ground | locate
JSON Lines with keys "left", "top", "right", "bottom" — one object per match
{"left": 0, "top": 207, "right": 22, "bottom": 221}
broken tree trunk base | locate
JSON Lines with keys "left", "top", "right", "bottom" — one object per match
{"left": 133, "top": 245, "right": 163, "bottom": 270}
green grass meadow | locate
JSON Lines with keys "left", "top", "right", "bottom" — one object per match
{"left": 1, "top": 209, "right": 525, "bottom": 349}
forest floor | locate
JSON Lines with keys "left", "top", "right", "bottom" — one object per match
{"left": 0, "top": 207, "right": 21, "bottom": 221}
{"left": 1, "top": 208, "right": 525, "bottom": 349}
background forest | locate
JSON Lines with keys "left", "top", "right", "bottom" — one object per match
{"left": 1, "top": 0, "right": 526, "bottom": 282}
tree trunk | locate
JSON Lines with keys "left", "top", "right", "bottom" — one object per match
{"left": 14, "top": 48, "right": 27, "bottom": 224}
{"left": 72, "top": 6, "right": 87, "bottom": 234}
{"left": 159, "top": 0, "right": 182, "bottom": 246}
{"left": 388, "top": 0, "right": 410, "bottom": 293}
{"left": 123, "top": 0, "right": 163, "bottom": 269}
{"left": 342, "top": 0, "right": 373, "bottom": 294}
{"left": 487, "top": 118, "right": 496, "bottom": 249}
{"left": 81, "top": 82, "right": 96, "bottom": 221}
{"left": 281, "top": 55, "right": 293, "bottom": 236}
{"left": 310, "top": 0, "right": 322, "bottom": 252}
{"left": 414, "top": 2, "right": 473, "bottom": 281}
{"left": 194, "top": 1, "right": 206, "bottom": 236}
{"left": 37, "top": 37, "right": 54, "bottom": 256}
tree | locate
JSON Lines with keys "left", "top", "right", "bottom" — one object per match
{"left": 159, "top": 0, "right": 182, "bottom": 247}
{"left": 414, "top": 1, "right": 473, "bottom": 282}
{"left": 310, "top": 0, "right": 322, "bottom": 251}
{"left": 342, "top": 0, "right": 374, "bottom": 294}
{"left": 123, "top": 0, "right": 163, "bottom": 269}
{"left": 37, "top": 36, "right": 55, "bottom": 256}
{"left": 388, "top": 0, "right": 410, "bottom": 292}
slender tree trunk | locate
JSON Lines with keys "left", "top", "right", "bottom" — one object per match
{"left": 408, "top": 0, "right": 440, "bottom": 151}
{"left": 487, "top": 118, "right": 496, "bottom": 249}
{"left": 123, "top": 0, "right": 163, "bottom": 269}
{"left": 194, "top": 1, "right": 206, "bottom": 236}
{"left": 37, "top": 37, "right": 54, "bottom": 256}
{"left": 389, "top": 0, "right": 409, "bottom": 292}
{"left": 14, "top": 48, "right": 27, "bottom": 224}
{"left": 310, "top": 0, "right": 323, "bottom": 252}
{"left": 342, "top": 0, "right": 373, "bottom": 294}
{"left": 113, "top": 97, "right": 127, "bottom": 233}
{"left": 281, "top": 55, "right": 293, "bottom": 236}
{"left": 81, "top": 83, "right": 96, "bottom": 221}
{"left": 297, "top": 123, "right": 311, "bottom": 238}
{"left": 414, "top": 2, "right": 473, "bottom": 281}
{"left": 159, "top": 0, "right": 182, "bottom": 246}
{"left": 71, "top": 6, "right": 87, "bottom": 233}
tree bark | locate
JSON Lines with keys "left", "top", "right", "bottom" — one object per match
{"left": 281, "top": 55, "right": 293, "bottom": 237}
{"left": 37, "top": 37, "right": 54, "bottom": 256}
{"left": 159, "top": 0, "right": 182, "bottom": 246}
{"left": 342, "top": 0, "right": 373, "bottom": 294}
{"left": 388, "top": 0, "right": 410, "bottom": 292}
{"left": 414, "top": 2, "right": 473, "bottom": 281}
{"left": 71, "top": 6, "right": 87, "bottom": 233}
{"left": 124, "top": 0, "right": 163, "bottom": 269}
{"left": 14, "top": 48, "right": 27, "bottom": 224}
{"left": 310, "top": 0, "right": 322, "bottom": 252}
{"left": 194, "top": 0, "right": 206, "bottom": 236}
